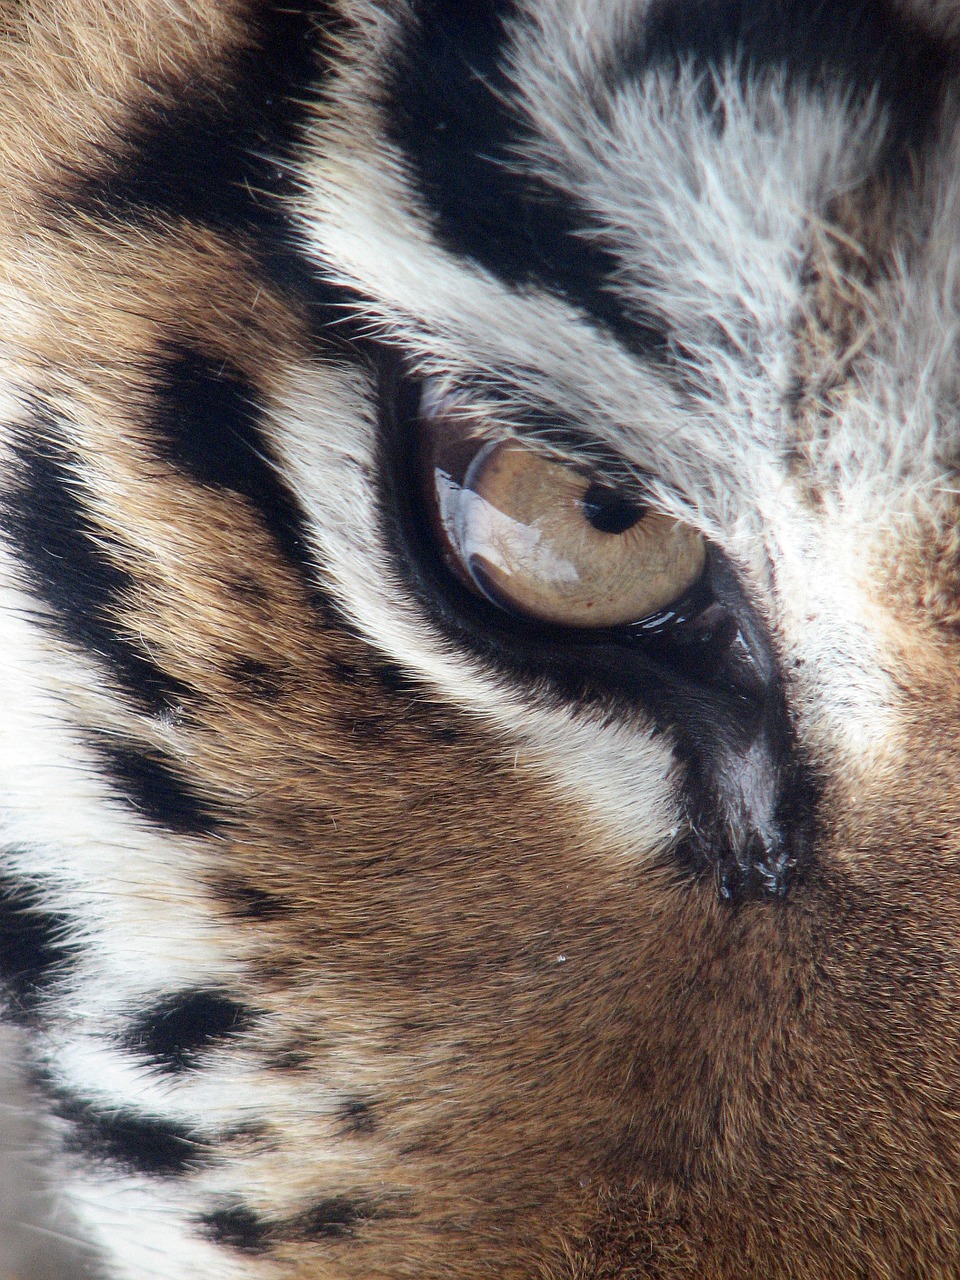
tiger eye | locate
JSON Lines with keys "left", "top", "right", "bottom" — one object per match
{"left": 425, "top": 435, "right": 705, "bottom": 628}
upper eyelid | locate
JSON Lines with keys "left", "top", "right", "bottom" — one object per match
{"left": 416, "top": 372, "right": 650, "bottom": 500}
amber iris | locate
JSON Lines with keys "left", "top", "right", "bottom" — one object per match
{"left": 421, "top": 404, "right": 705, "bottom": 629}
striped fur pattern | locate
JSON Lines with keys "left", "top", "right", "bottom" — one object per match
{"left": 1, "top": 1, "right": 960, "bottom": 1276}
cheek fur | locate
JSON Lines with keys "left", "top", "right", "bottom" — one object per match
{"left": 1, "top": 3, "right": 960, "bottom": 1280}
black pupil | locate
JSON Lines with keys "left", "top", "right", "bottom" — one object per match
{"left": 581, "top": 484, "right": 644, "bottom": 534}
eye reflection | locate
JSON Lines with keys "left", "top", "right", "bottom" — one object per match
{"left": 419, "top": 394, "right": 706, "bottom": 629}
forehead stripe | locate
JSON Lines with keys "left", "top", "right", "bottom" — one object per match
{"left": 634, "top": 0, "right": 952, "bottom": 158}
{"left": 382, "top": 0, "right": 673, "bottom": 360}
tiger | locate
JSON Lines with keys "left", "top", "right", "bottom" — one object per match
{"left": 1, "top": 0, "right": 960, "bottom": 1276}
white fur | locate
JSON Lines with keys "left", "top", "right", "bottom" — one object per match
{"left": 3, "top": 2, "right": 960, "bottom": 1276}
{"left": 295, "top": 35, "right": 910, "bottom": 807}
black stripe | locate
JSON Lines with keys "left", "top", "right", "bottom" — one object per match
{"left": 124, "top": 989, "right": 254, "bottom": 1074}
{"left": 146, "top": 344, "right": 316, "bottom": 584}
{"left": 384, "top": 1, "right": 951, "bottom": 355}
{"left": 201, "top": 1196, "right": 374, "bottom": 1255}
{"left": 94, "top": 740, "right": 224, "bottom": 836}
{"left": 200, "top": 1205, "right": 272, "bottom": 1254}
{"left": 382, "top": 0, "right": 671, "bottom": 357}
{"left": 340, "top": 1099, "right": 377, "bottom": 1135}
{"left": 0, "top": 418, "right": 193, "bottom": 715}
{"left": 67, "top": 2, "right": 350, "bottom": 303}
{"left": 214, "top": 876, "right": 291, "bottom": 921}
{"left": 294, "top": 1197, "right": 370, "bottom": 1240}
{"left": 629, "top": 1, "right": 952, "bottom": 157}
{"left": 268, "top": 1048, "right": 312, "bottom": 1071}
{"left": 228, "top": 657, "right": 292, "bottom": 701}
{"left": 57, "top": 1095, "right": 207, "bottom": 1177}
{"left": 0, "top": 872, "right": 75, "bottom": 1017}
{"left": 371, "top": 661, "right": 420, "bottom": 695}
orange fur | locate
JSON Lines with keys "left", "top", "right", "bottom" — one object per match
{"left": 1, "top": 2, "right": 960, "bottom": 1277}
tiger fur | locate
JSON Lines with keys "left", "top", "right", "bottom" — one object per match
{"left": 0, "top": 1, "right": 960, "bottom": 1277}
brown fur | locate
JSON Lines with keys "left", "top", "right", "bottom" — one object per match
{"left": 2, "top": 2, "right": 960, "bottom": 1277}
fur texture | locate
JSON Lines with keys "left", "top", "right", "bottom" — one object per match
{"left": 1, "top": 2, "right": 960, "bottom": 1277}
